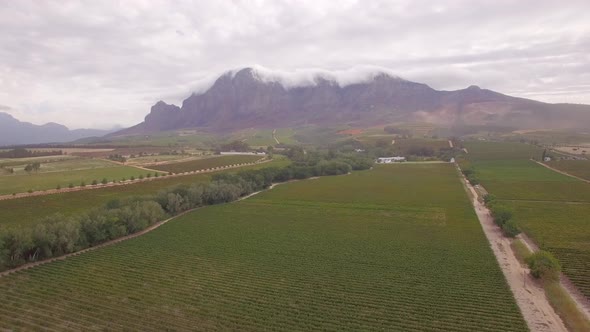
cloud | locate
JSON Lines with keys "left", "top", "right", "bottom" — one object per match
{"left": 0, "top": 104, "right": 11, "bottom": 111}
{"left": 0, "top": 0, "right": 589, "bottom": 128}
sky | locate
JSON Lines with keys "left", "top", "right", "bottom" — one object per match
{"left": 1, "top": 0, "right": 589, "bottom": 129}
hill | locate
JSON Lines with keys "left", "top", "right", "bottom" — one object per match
{"left": 113, "top": 67, "right": 590, "bottom": 135}
{"left": 0, "top": 112, "right": 113, "bottom": 146}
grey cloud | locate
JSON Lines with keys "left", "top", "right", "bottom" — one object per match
{"left": 0, "top": 104, "right": 11, "bottom": 111}
{"left": 0, "top": 0, "right": 589, "bottom": 128}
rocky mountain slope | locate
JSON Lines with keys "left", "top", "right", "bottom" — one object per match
{"left": 115, "top": 67, "right": 590, "bottom": 135}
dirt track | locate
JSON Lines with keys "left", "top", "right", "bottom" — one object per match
{"left": 533, "top": 159, "right": 590, "bottom": 184}
{"left": 458, "top": 165, "right": 568, "bottom": 332}
{"left": 0, "top": 158, "right": 269, "bottom": 201}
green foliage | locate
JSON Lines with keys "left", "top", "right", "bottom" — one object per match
{"left": 68, "top": 183, "right": 74, "bottom": 188}
{"left": 490, "top": 205, "right": 513, "bottom": 227}
{"left": 0, "top": 163, "right": 527, "bottom": 331}
{"left": 526, "top": 251, "right": 561, "bottom": 281}
{"left": 27, "top": 189, "right": 33, "bottom": 194}
{"left": 483, "top": 193, "right": 497, "bottom": 204}
{"left": 101, "top": 178, "right": 108, "bottom": 185}
{"left": 219, "top": 140, "right": 250, "bottom": 152}
{"left": 0, "top": 148, "right": 62, "bottom": 159}
{"left": 80, "top": 181, "right": 86, "bottom": 187}
{"left": 56, "top": 184, "right": 61, "bottom": 190}
{"left": 92, "top": 180, "right": 98, "bottom": 186}
{"left": 501, "top": 220, "right": 521, "bottom": 237}
{"left": 139, "top": 174, "right": 144, "bottom": 180}
{"left": 150, "top": 155, "right": 262, "bottom": 174}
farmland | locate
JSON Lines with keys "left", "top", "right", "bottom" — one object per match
{"left": 545, "top": 160, "right": 590, "bottom": 181}
{"left": 148, "top": 155, "right": 264, "bottom": 174}
{"left": 0, "top": 160, "right": 149, "bottom": 195}
{"left": 0, "top": 164, "right": 527, "bottom": 331}
{"left": 464, "top": 140, "right": 590, "bottom": 299}
{"left": 0, "top": 157, "right": 290, "bottom": 229}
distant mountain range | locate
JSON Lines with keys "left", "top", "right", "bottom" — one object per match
{"left": 113, "top": 67, "right": 590, "bottom": 136}
{"left": 0, "top": 112, "right": 114, "bottom": 146}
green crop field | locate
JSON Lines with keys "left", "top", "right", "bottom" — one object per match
{"left": 464, "top": 140, "right": 590, "bottom": 299}
{"left": 545, "top": 160, "right": 590, "bottom": 181}
{"left": 1, "top": 158, "right": 123, "bottom": 175}
{"left": 0, "top": 163, "right": 151, "bottom": 196}
{"left": 149, "top": 155, "right": 264, "bottom": 174}
{"left": 0, "top": 164, "right": 527, "bottom": 331}
{"left": 0, "top": 157, "right": 290, "bottom": 229}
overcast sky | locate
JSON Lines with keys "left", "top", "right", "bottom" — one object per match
{"left": 1, "top": 0, "right": 589, "bottom": 129}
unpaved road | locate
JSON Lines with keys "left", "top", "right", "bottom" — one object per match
{"left": 272, "top": 129, "right": 280, "bottom": 144}
{"left": 448, "top": 140, "right": 453, "bottom": 148}
{"left": 533, "top": 159, "right": 590, "bottom": 184}
{"left": 459, "top": 166, "right": 568, "bottom": 332}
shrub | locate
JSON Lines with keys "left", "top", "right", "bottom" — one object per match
{"left": 501, "top": 220, "right": 521, "bottom": 237}
{"left": 483, "top": 194, "right": 497, "bottom": 205}
{"left": 27, "top": 189, "right": 33, "bottom": 193}
{"left": 139, "top": 174, "right": 144, "bottom": 180}
{"left": 91, "top": 180, "right": 98, "bottom": 186}
{"left": 146, "top": 173, "right": 151, "bottom": 178}
{"left": 526, "top": 251, "right": 561, "bottom": 281}
{"left": 155, "top": 173, "right": 159, "bottom": 178}
{"left": 101, "top": 178, "right": 108, "bottom": 185}
{"left": 68, "top": 183, "right": 74, "bottom": 188}
{"left": 130, "top": 176, "right": 135, "bottom": 181}
{"left": 56, "top": 185, "right": 61, "bottom": 190}
{"left": 80, "top": 181, "right": 86, "bottom": 187}
{"left": 490, "top": 205, "right": 513, "bottom": 226}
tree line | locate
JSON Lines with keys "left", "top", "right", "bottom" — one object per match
{"left": 0, "top": 151, "right": 372, "bottom": 271}
{"left": 0, "top": 148, "right": 62, "bottom": 159}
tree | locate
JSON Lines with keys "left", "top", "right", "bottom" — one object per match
{"left": 526, "top": 251, "right": 561, "bottom": 281}
{"left": 501, "top": 220, "right": 521, "bottom": 237}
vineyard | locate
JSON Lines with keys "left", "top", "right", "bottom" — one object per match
{"left": 148, "top": 155, "right": 263, "bottom": 174}
{"left": 0, "top": 164, "right": 527, "bottom": 331}
{"left": 464, "top": 141, "right": 590, "bottom": 299}
{"left": 0, "top": 162, "right": 147, "bottom": 195}
{"left": 0, "top": 157, "right": 290, "bottom": 229}
{"left": 545, "top": 160, "right": 590, "bottom": 181}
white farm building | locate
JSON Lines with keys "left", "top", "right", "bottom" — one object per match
{"left": 376, "top": 156, "right": 406, "bottom": 163}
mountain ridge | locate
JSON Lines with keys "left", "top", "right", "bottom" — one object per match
{"left": 0, "top": 112, "right": 115, "bottom": 146}
{"left": 111, "top": 67, "right": 590, "bottom": 135}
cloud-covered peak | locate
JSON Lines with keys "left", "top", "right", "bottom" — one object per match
{"left": 211, "top": 65, "right": 406, "bottom": 91}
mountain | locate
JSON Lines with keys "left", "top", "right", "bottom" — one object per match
{"left": 0, "top": 112, "right": 113, "bottom": 146}
{"left": 114, "top": 67, "right": 590, "bottom": 135}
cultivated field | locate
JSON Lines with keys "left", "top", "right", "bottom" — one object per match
{"left": 545, "top": 160, "right": 590, "bottom": 181}
{"left": 0, "top": 161, "right": 148, "bottom": 195}
{"left": 0, "top": 157, "right": 290, "bottom": 229}
{"left": 0, "top": 164, "right": 527, "bottom": 331}
{"left": 149, "top": 155, "right": 263, "bottom": 174}
{"left": 464, "top": 141, "right": 590, "bottom": 299}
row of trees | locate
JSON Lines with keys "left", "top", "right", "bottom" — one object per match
{"left": 483, "top": 192, "right": 561, "bottom": 281}
{"left": 0, "top": 153, "right": 371, "bottom": 271}
{"left": 0, "top": 148, "right": 62, "bottom": 159}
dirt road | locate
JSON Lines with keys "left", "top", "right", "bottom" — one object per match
{"left": 272, "top": 129, "right": 280, "bottom": 144}
{"left": 448, "top": 140, "right": 454, "bottom": 148}
{"left": 459, "top": 166, "right": 568, "bottom": 332}
{"left": 533, "top": 159, "right": 590, "bottom": 184}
